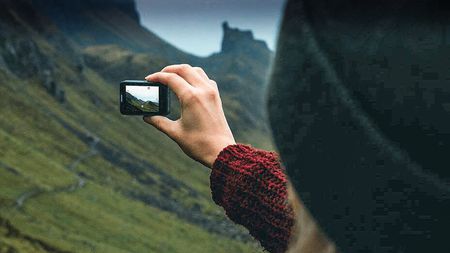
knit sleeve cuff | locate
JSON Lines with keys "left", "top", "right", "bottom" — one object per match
{"left": 210, "top": 144, "right": 294, "bottom": 253}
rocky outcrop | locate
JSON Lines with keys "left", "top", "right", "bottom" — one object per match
{"left": 212, "top": 22, "right": 273, "bottom": 88}
{"left": 0, "top": 0, "right": 78, "bottom": 104}
{"left": 195, "top": 22, "right": 274, "bottom": 135}
{"left": 221, "top": 22, "right": 272, "bottom": 64}
{"left": 42, "top": 70, "right": 65, "bottom": 103}
{"left": 0, "top": 34, "right": 66, "bottom": 103}
{"left": 1, "top": 37, "right": 52, "bottom": 78}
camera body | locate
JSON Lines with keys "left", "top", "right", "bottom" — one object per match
{"left": 120, "top": 80, "right": 170, "bottom": 116}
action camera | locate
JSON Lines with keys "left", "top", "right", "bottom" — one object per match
{"left": 120, "top": 80, "right": 170, "bottom": 116}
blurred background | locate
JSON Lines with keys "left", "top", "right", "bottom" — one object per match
{"left": 0, "top": 0, "right": 284, "bottom": 252}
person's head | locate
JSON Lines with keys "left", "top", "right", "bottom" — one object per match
{"left": 268, "top": 0, "right": 450, "bottom": 252}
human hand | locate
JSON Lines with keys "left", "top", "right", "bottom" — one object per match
{"left": 144, "top": 64, "right": 236, "bottom": 168}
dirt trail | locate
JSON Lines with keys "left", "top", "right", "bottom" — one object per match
{"left": 15, "top": 135, "right": 100, "bottom": 209}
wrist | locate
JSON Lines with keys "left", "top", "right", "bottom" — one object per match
{"left": 205, "top": 139, "right": 236, "bottom": 169}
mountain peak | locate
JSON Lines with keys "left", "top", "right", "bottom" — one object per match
{"left": 28, "top": 0, "right": 194, "bottom": 61}
{"left": 221, "top": 21, "right": 270, "bottom": 57}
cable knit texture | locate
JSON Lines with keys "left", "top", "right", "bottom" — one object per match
{"left": 211, "top": 144, "right": 295, "bottom": 253}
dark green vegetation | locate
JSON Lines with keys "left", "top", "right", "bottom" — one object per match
{"left": 0, "top": 0, "right": 273, "bottom": 252}
{"left": 125, "top": 92, "right": 159, "bottom": 113}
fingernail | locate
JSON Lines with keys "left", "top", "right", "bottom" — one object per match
{"left": 145, "top": 74, "right": 154, "bottom": 79}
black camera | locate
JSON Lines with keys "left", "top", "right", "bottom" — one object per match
{"left": 120, "top": 80, "right": 170, "bottom": 116}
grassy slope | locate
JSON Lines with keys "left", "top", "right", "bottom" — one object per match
{"left": 0, "top": 32, "right": 264, "bottom": 253}
{"left": 0, "top": 66, "right": 262, "bottom": 253}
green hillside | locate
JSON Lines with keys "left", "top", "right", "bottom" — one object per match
{"left": 0, "top": 0, "right": 273, "bottom": 252}
{"left": 125, "top": 92, "right": 159, "bottom": 113}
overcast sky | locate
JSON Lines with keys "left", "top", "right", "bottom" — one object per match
{"left": 135, "top": 0, "right": 286, "bottom": 57}
{"left": 126, "top": 86, "right": 159, "bottom": 102}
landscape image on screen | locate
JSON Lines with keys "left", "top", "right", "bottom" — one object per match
{"left": 125, "top": 85, "right": 159, "bottom": 113}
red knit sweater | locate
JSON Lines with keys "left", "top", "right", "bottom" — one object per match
{"left": 211, "top": 144, "right": 295, "bottom": 253}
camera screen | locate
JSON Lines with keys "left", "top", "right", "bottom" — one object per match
{"left": 125, "top": 85, "right": 159, "bottom": 113}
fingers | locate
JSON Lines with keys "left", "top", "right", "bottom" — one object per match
{"left": 145, "top": 72, "right": 191, "bottom": 98}
{"left": 146, "top": 65, "right": 217, "bottom": 99}
{"left": 193, "top": 67, "right": 209, "bottom": 79}
{"left": 161, "top": 64, "right": 210, "bottom": 87}
{"left": 193, "top": 67, "right": 218, "bottom": 88}
{"left": 143, "top": 116, "right": 178, "bottom": 139}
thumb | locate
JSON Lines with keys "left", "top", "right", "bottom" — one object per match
{"left": 143, "top": 116, "right": 177, "bottom": 139}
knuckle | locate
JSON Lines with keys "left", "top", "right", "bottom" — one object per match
{"left": 181, "top": 87, "right": 218, "bottom": 104}
{"left": 193, "top": 66, "right": 204, "bottom": 72}
{"left": 181, "top": 89, "right": 195, "bottom": 102}
{"left": 206, "top": 88, "right": 218, "bottom": 99}
{"left": 163, "top": 64, "right": 177, "bottom": 72}
{"left": 178, "top": 64, "right": 192, "bottom": 72}
{"left": 202, "top": 87, "right": 218, "bottom": 100}
{"left": 209, "top": 81, "right": 219, "bottom": 92}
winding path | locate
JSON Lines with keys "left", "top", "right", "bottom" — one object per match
{"left": 15, "top": 135, "right": 100, "bottom": 209}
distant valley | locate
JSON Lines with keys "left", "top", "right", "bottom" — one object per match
{"left": 125, "top": 92, "right": 159, "bottom": 113}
